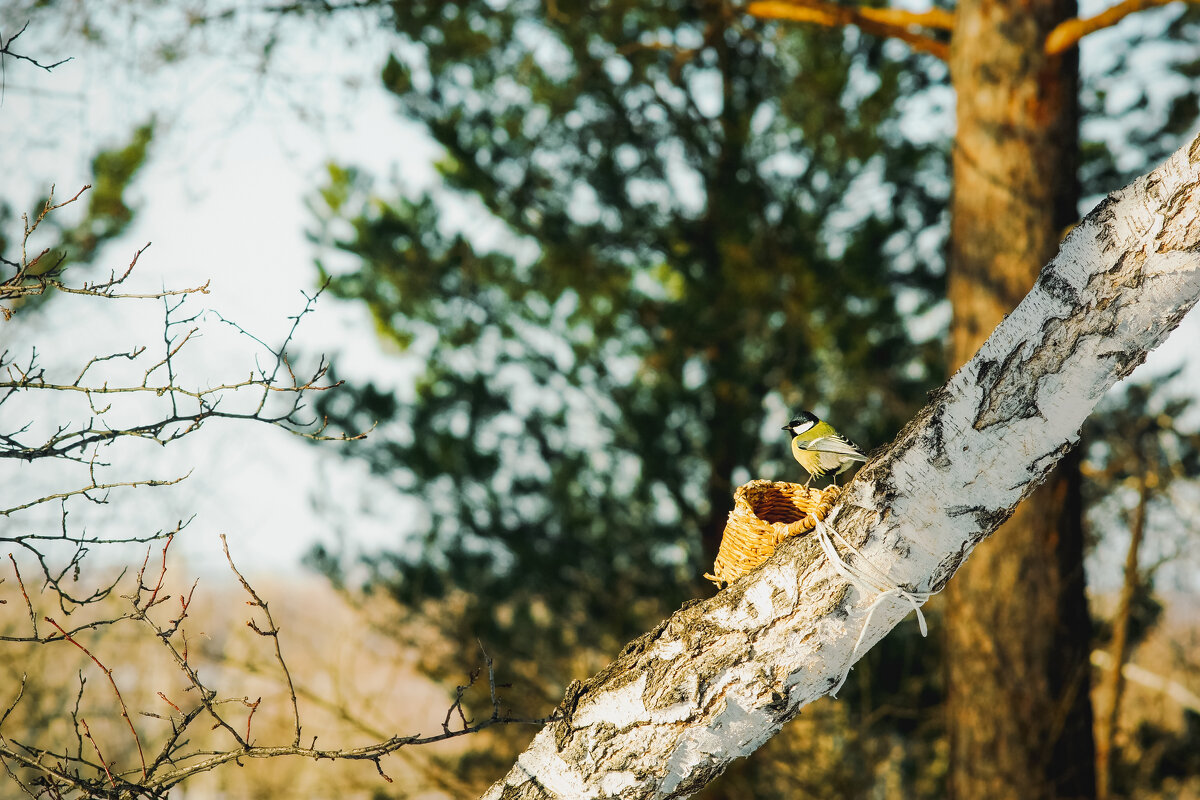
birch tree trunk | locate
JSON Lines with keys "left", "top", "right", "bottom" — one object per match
{"left": 482, "top": 133, "right": 1200, "bottom": 800}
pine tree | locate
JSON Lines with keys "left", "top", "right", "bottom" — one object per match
{"left": 308, "top": 0, "right": 947, "bottom": 787}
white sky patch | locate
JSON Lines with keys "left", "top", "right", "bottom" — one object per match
{"left": 688, "top": 68, "right": 723, "bottom": 119}
{"left": 0, "top": 12, "right": 436, "bottom": 571}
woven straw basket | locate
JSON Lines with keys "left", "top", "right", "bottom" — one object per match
{"left": 704, "top": 480, "right": 841, "bottom": 587}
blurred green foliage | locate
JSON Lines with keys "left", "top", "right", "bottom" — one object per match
{"left": 1, "top": 121, "right": 154, "bottom": 307}
{"left": 70, "top": 121, "right": 155, "bottom": 260}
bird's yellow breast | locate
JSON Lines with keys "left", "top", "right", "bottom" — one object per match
{"left": 791, "top": 436, "right": 839, "bottom": 476}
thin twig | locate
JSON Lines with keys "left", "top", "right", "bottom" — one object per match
{"left": 78, "top": 719, "right": 117, "bottom": 789}
{"left": 1, "top": 473, "right": 190, "bottom": 517}
{"left": 220, "top": 534, "right": 303, "bottom": 746}
{"left": 1045, "top": 0, "right": 1188, "bottom": 54}
{"left": 7, "top": 554, "right": 37, "bottom": 637}
{"left": 0, "top": 673, "right": 26, "bottom": 728}
{"left": 44, "top": 617, "right": 149, "bottom": 780}
{"left": 0, "top": 22, "right": 74, "bottom": 71}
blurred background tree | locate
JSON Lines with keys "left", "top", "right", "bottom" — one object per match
{"left": 1083, "top": 374, "right": 1200, "bottom": 800}
{"left": 305, "top": 0, "right": 948, "bottom": 791}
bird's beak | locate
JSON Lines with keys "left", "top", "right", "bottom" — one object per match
{"left": 781, "top": 425, "right": 790, "bottom": 432}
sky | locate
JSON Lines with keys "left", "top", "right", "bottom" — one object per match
{"left": 0, "top": 7, "right": 431, "bottom": 573}
{"left": 2, "top": 2, "right": 1199, "bottom": 588}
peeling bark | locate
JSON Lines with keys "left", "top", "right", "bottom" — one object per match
{"left": 481, "top": 133, "right": 1200, "bottom": 800}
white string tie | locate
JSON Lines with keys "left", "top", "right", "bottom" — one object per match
{"left": 812, "top": 514, "right": 930, "bottom": 697}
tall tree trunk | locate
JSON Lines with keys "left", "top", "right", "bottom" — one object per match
{"left": 1096, "top": 470, "right": 1151, "bottom": 800}
{"left": 700, "top": 0, "right": 756, "bottom": 569}
{"left": 945, "top": 1, "right": 1097, "bottom": 799}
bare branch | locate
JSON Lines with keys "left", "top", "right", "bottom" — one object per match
{"left": 0, "top": 186, "right": 208, "bottom": 318}
{"left": 0, "top": 310, "right": 366, "bottom": 467}
{"left": 0, "top": 515, "right": 187, "bottom": 630}
{"left": 0, "top": 161, "right": 463, "bottom": 796}
{"left": 1045, "top": 0, "right": 1193, "bottom": 54}
{"left": 6, "top": 555, "right": 39, "bottom": 639}
{"left": 0, "top": 674, "right": 26, "bottom": 729}
{"left": 1, "top": 473, "right": 190, "bottom": 518}
{"left": 1, "top": 537, "right": 556, "bottom": 798}
{"left": 224, "top": 652, "right": 483, "bottom": 796}
{"left": 0, "top": 22, "right": 74, "bottom": 72}
{"left": 220, "top": 534, "right": 303, "bottom": 747}
{"left": 44, "top": 617, "right": 149, "bottom": 780}
{"left": 78, "top": 720, "right": 117, "bottom": 789}
{"left": 747, "top": 0, "right": 951, "bottom": 60}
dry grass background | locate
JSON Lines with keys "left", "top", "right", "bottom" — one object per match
{"left": 2, "top": 553, "right": 1198, "bottom": 799}
{"left": 0, "top": 555, "right": 506, "bottom": 799}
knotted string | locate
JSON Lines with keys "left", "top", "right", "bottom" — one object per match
{"left": 812, "top": 515, "right": 930, "bottom": 697}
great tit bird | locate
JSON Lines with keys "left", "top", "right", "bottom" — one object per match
{"left": 782, "top": 410, "right": 867, "bottom": 487}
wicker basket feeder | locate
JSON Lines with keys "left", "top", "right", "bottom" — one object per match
{"left": 704, "top": 480, "right": 841, "bottom": 588}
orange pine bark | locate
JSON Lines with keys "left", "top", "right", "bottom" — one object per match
{"left": 945, "top": 1, "right": 1097, "bottom": 798}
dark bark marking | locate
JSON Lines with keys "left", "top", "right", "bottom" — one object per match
{"left": 1035, "top": 267, "right": 1079, "bottom": 307}
{"left": 975, "top": 356, "right": 997, "bottom": 389}
{"left": 1024, "top": 439, "right": 1076, "bottom": 489}
{"left": 946, "top": 503, "right": 1013, "bottom": 536}
{"left": 621, "top": 616, "right": 674, "bottom": 659}
{"left": 929, "top": 551, "right": 964, "bottom": 594}
{"left": 660, "top": 761, "right": 728, "bottom": 799}
{"left": 1093, "top": 249, "right": 1138, "bottom": 288}
{"left": 1158, "top": 181, "right": 1200, "bottom": 253}
{"left": 975, "top": 305, "right": 1121, "bottom": 430}
{"left": 1099, "top": 346, "right": 1146, "bottom": 381}
{"left": 499, "top": 780, "right": 552, "bottom": 800}
{"left": 973, "top": 340, "right": 1039, "bottom": 430}
{"left": 764, "top": 689, "right": 789, "bottom": 716}
{"left": 924, "top": 401, "right": 951, "bottom": 469}
{"left": 1144, "top": 176, "right": 1164, "bottom": 204}
{"left": 889, "top": 538, "right": 913, "bottom": 561}
{"left": 554, "top": 680, "right": 588, "bottom": 750}
{"left": 643, "top": 654, "right": 706, "bottom": 711}
{"left": 1092, "top": 192, "right": 1121, "bottom": 253}
{"left": 1153, "top": 302, "right": 1198, "bottom": 343}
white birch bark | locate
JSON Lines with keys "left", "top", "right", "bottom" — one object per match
{"left": 482, "top": 133, "right": 1200, "bottom": 800}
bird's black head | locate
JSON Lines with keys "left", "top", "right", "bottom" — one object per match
{"left": 782, "top": 409, "right": 818, "bottom": 435}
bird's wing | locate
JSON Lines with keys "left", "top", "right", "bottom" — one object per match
{"left": 801, "top": 435, "right": 867, "bottom": 460}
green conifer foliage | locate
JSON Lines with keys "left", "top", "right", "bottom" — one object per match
{"left": 307, "top": 1, "right": 947, "bottom": 783}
